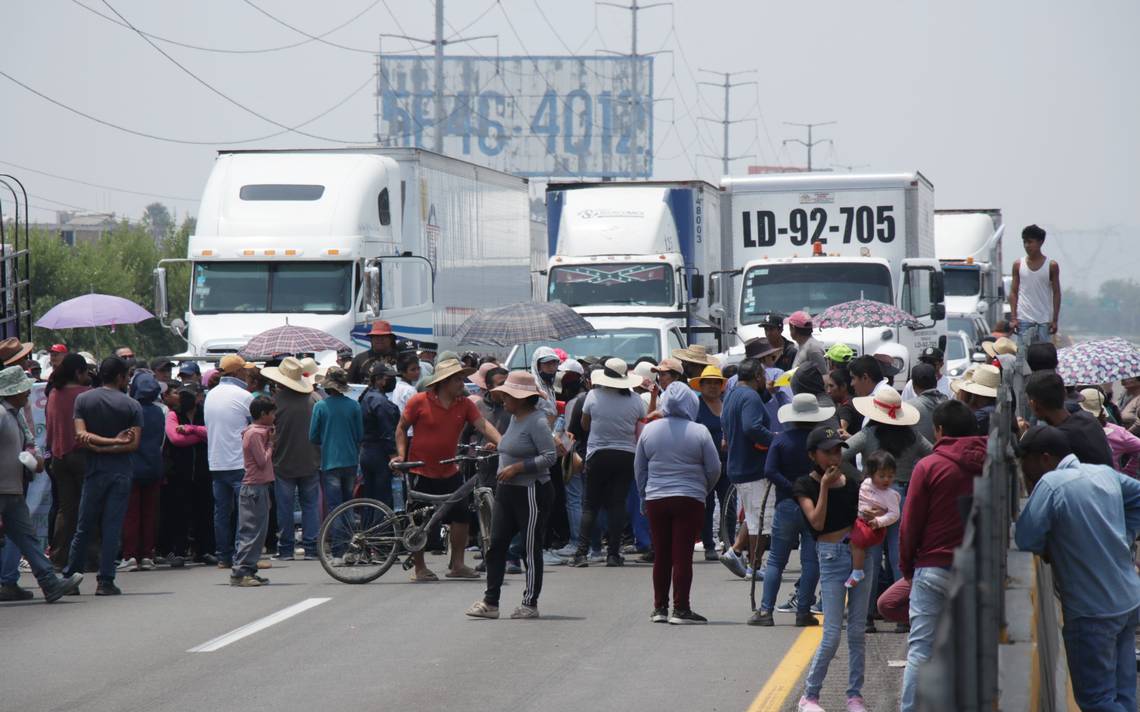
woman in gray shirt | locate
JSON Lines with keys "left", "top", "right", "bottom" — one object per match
{"left": 466, "top": 371, "right": 557, "bottom": 620}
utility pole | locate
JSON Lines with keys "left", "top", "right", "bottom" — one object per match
{"left": 377, "top": 2, "right": 495, "bottom": 151}
{"left": 696, "top": 69, "right": 757, "bottom": 175}
{"left": 598, "top": 0, "right": 671, "bottom": 178}
{"left": 783, "top": 121, "right": 835, "bottom": 172}
{"left": 832, "top": 162, "right": 869, "bottom": 173}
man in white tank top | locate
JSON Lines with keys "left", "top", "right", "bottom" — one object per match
{"left": 1010, "top": 224, "right": 1061, "bottom": 349}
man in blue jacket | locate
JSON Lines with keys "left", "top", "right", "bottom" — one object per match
{"left": 719, "top": 358, "right": 774, "bottom": 578}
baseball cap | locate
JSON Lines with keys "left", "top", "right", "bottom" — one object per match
{"left": 918, "top": 346, "right": 944, "bottom": 364}
{"left": 786, "top": 311, "right": 813, "bottom": 329}
{"left": 825, "top": 343, "right": 855, "bottom": 364}
{"left": 218, "top": 354, "right": 246, "bottom": 374}
{"left": 1017, "top": 425, "right": 1073, "bottom": 459}
{"left": 760, "top": 313, "right": 787, "bottom": 329}
{"left": 807, "top": 425, "right": 848, "bottom": 452}
{"left": 178, "top": 361, "right": 201, "bottom": 375}
{"left": 49, "top": 344, "right": 68, "bottom": 354}
{"left": 557, "top": 359, "right": 585, "bottom": 375}
{"left": 150, "top": 358, "right": 174, "bottom": 372}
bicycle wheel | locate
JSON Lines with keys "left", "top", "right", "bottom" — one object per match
{"left": 474, "top": 487, "right": 494, "bottom": 563}
{"left": 318, "top": 498, "right": 403, "bottom": 584}
{"left": 719, "top": 484, "right": 739, "bottom": 551}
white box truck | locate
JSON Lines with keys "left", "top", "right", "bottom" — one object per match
{"left": 934, "top": 208, "right": 1004, "bottom": 334}
{"left": 718, "top": 172, "right": 947, "bottom": 373}
{"left": 154, "top": 148, "right": 538, "bottom": 356}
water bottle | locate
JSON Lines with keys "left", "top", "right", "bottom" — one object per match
{"left": 392, "top": 476, "right": 405, "bottom": 512}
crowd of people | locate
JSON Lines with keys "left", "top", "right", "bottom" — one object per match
{"left": 0, "top": 229, "right": 1137, "bottom": 712}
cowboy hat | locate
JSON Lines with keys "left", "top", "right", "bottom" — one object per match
{"left": 321, "top": 366, "right": 351, "bottom": 394}
{"left": 778, "top": 392, "right": 836, "bottom": 424}
{"left": 671, "top": 344, "right": 716, "bottom": 366}
{"left": 0, "top": 365, "right": 35, "bottom": 397}
{"left": 689, "top": 365, "right": 726, "bottom": 392}
{"left": 0, "top": 338, "right": 34, "bottom": 367}
{"left": 491, "top": 371, "right": 546, "bottom": 401}
{"left": 367, "top": 321, "right": 395, "bottom": 337}
{"left": 852, "top": 387, "right": 921, "bottom": 427}
{"left": 744, "top": 337, "right": 780, "bottom": 359}
{"left": 423, "top": 358, "right": 476, "bottom": 388}
{"left": 591, "top": 357, "right": 643, "bottom": 389}
{"left": 982, "top": 337, "right": 1018, "bottom": 359}
{"left": 951, "top": 364, "right": 1000, "bottom": 399}
{"left": 262, "top": 356, "right": 314, "bottom": 394}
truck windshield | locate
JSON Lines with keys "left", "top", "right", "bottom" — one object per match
{"left": 548, "top": 263, "right": 674, "bottom": 307}
{"left": 192, "top": 262, "right": 352, "bottom": 315}
{"left": 740, "top": 263, "right": 893, "bottom": 324}
{"left": 507, "top": 329, "right": 660, "bottom": 369}
{"left": 943, "top": 266, "right": 981, "bottom": 297}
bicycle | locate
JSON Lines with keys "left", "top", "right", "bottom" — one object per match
{"left": 316, "top": 448, "right": 497, "bottom": 584}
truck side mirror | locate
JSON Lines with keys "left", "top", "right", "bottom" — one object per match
{"left": 930, "top": 303, "right": 946, "bottom": 321}
{"left": 689, "top": 274, "right": 705, "bottom": 301}
{"left": 153, "top": 267, "right": 168, "bottom": 320}
{"left": 930, "top": 271, "right": 945, "bottom": 305}
{"left": 363, "top": 263, "right": 381, "bottom": 314}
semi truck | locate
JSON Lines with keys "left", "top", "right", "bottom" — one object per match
{"left": 154, "top": 148, "right": 538, "bottom": 356}
{"left": 934, "top": 208, "right": 1004, "bottom": 332}
{"left": 716, "top": 172, "right": 947, "bottom": 374}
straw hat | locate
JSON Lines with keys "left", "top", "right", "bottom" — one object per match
{"left": 298, "top": 357, "right": 320, "bottom": 385}
{"left": 689, "top": 365, "right": 726, "bottom": 392}
{"left": 591, "top": 357, "right": 643, "bottom": 389}
{"left": 778, "top": 392, "right": 836, "bottom": 424}
{"left": 951, "top": 364, "right": 1000, "bottom": 399}
{"left": 0, "top": 338, "right": 34, "bottom": 367}
{"left": 671, "top": 344, "right": 716, "bottom": 366}
{"left": 852, "top": 387, "right": 921, "bottom": 427}
{"left": 423, "top": 358, "right": 476, "bottom": 388}
{"left": 0, "top": 365, "right": 35, "bottom": 397}
{"left": 1078, "top": 387, "right": 1106, "bottom": 417}
{"left": 491, "top": 371, "right": 546, "bottom": 401}
{"left": 262, "top": 356, "right": 314, "bottom": 394}
{"left": 982, "top": 337, "right": 1018, "bottom": 359}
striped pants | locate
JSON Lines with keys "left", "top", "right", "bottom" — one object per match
{"left": 483, "top": 481, "right": 553, "bottom": 608}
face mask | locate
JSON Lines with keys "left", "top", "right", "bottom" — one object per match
{"left": 538, "top": 370, "right": 555, "bottom": 386}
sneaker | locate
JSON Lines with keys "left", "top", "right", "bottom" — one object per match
{"left": 331, "top": 556, "right": 346, "bottom": 567}
{"left": 795, "top": 613, "right": 820, "bottom": 627}
{"left": 167, "top": 554, "right": 186, "bottom": 568}
{"left": 0, "top": 583, "right": 34, "bottom": 601}
{"left": 506, "top": 561, "right": 523, "bottom": 575}
{"left": 704, "top": 550, "right": 719, "bottom": 562}
{"left": 139, "top": 558, "right": 156, "bottom": 571}
{"left": 555, "top": 544, "right": 578, "bottom": 558}
{"left": 605, "top": 554, "right": 624, "bottom": 567}
{"left": 844, "top": 569, "right": 865, "bottom": 589}
{"left": 465, "top": 600, "right": 499, "bottom": 619}
{"left": 510, "top": 605, "right": 540, "bottom": 619}
{"left": 230, "top": 575, "right": 262, "bottom": 588}
{"left": 811, "top": 598, "right": 823, "bottom": 615}
{"left": 117, "top": 557, "right": 138, "bottom": 571}
{"left": 587, "top": 550, "right": 606, "bottom": 563}
{"left": 272, "top": 554, "right": 295, "bottom": 561}
{"left": 719, "top": 549, "right": 747, "bottom": 578}
{"left": 846, "top": 696, "right": 868, "bottom": 712}
{"left": 217, "top": 560, "right": 232, "bottom": 569}
{"left": 650, "top": 607, "right": 669, "bottom": 623}
{"left": 775, "top": 591, "right": 798, "bottom": 613}
{"left": 252, "top": 574, "right": 270, "bottom": 584}
{"left": 797, "top": 696, "right": 825, "bottom": 712}
{"left": 542, "top": 550, "right": 565, "bottom": 566}
{"left": 637, "top": 550, "right": 654, "bottom": 564}
{"left": 18, "top": 558, "right": 30, "bottom": 573}
{"left": 95, "top": 581, "right": 122, "bottom": 596}
{"left": 744, "top": 566, "right": 764, "bottom": 581}
{"left": 620, "top": 544, "right": 642, "bottom": 555}
{"left": 668, "top": 609, "right": 708, "bottom": 625}
{"left": 199, "top": 553, "right": 219, "bottom": 565}
{"left": 748, "top": 609, "right": 774, "bottom": 627}
{"left": 42, "top": 573, "right": 83, "bottom": 603}
{"left": 568, "top": 553, "right": 589, "bottom": 568}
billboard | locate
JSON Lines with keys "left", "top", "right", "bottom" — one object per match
{"left": 378, "top": 55, "right": 653, "bottom": 178}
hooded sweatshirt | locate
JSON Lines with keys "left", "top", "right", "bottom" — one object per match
{"left": 635, "top": 382, "right": 721, "bottom": 502}
{"left": 130, "top": 372, "right": 167, "bottom": 482}
{"left": 529, "top": 346, "right": 560, "bottom": 424}
{"left": 898, "top": 435, "right": 988, "bottom": 578}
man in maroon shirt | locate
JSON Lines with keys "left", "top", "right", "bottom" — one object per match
{"left": 897, "top": 400, "right": 988, "bottom": 711}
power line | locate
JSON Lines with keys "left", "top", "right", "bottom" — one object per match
{"left": 71, "top": 0, "right": 381, "bottom": 55}
{"left": 239, "top": 0, "right": 379, "bottom": 54}
{"left": 0, "top": 160, "right": 199, "bottom": 203}
{"left": 446, "top": 0, "right": 499, "bottom": 40}
{"left": 782, "top": 121, "right": 835, "bottom": 172}
{"left": 696, "top": 69, "right": 757, "bottom": 175}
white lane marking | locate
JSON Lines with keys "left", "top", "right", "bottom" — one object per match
{"left": 187, "top": 597, "right": 331, "bottom": 653}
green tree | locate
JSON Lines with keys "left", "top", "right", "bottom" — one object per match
{"left": 142, "top": 202, "right": 173, "bottom": 244}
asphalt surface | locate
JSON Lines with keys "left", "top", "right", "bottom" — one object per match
{"left": 2, "top": 553, "right": 812, "bottom": 712}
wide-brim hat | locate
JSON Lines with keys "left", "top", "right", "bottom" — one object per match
{"left": 262, "top": 356, "right": 314, "bottom": 394}
{"left": 0, "top": 338, "right": 34, "bottom": 367}
{"left": 852, "top": 387, "right": 920, "bottom": 427}
{"left": 778, "top": 392, "right": 836, "bottom": 424}
{"left": 469, "top": 362, "right": 498, "bottom": 390}
{"left": 689, "top": 365, "right": 726, "bottom": 392}
{"left": 368, "top": 320, "right": 394, "bottom": 337}
{"left": 423, "top": 358, "right": 476, "bottom": 388}
{"left": 671, "top": 344, "right": 716, "bottom": 366}
{"left": 744, "top": 337, "right": 780, "bottom": 359}
{"left": 951, "top": 364, "right": 1000, "bottom": 398}
{"left": 592, "top": 357, "right": 643, "bottom": 389}
{"left": 298, "top": 357, "right": 320, "bottom": 385}
{"left": 1078, "top": 387, "right": 1106, "bottom": 417}
{"left": 492, "top": 371, "right": 545, "bottom": 401}
{"left": 651, "top": 357, "right": 685, "bottom": 376}
{"left": 322, "top": 366, "right": 351, "bottom": 394}
{"left": 982, "top": 337, "right": 1018, "bottom": 359}
{"left": 0, "top": 364, "right": 35, "bottom": 396}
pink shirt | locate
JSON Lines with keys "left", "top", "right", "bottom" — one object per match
{"left": 165, "top": 410, "right": 207, "bottom": 447}
{"left": 859, "top": 478, "right": 901, "bottom": 529}
{"left": 1104, "top": 422, "right": 1140, "bottom": 478}
{"left": 241, "top": 424, "right": 274, "bottom": 485}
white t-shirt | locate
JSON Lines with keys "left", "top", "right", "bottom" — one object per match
{"left": 582, "top": 387, "right": 647, "bottom": 458}
{"left": 391, "top": 379, "right": 417, "bottom": 417}
{"left": 901, "top": 374, "right": 951, "bottom": 401}
{"left": 203, "top": 378, "right": 254, "bottom": 471}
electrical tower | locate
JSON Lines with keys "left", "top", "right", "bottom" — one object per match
{"left": 696, "top": 69, "right": 757, "bottom": 175}
{"left": 783, "top": 121, "right": 835, "bottom": 172}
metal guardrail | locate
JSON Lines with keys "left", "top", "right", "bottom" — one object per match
{"left": 916, "top": 369, "right": 1018, "bottom": 711}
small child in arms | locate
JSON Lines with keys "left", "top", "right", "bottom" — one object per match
{"left": 847, "top": 450, "right": 901, "bottom": 588}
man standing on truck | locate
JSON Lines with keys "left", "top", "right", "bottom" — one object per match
{"left": 761, "top": 314, "right": 798, "bottom": 371}
{"left": 347, "top": 321, "right": 398, "bottom": 383}
{"left": 1009, "top": 224, "right": 1060, "bottom": 348}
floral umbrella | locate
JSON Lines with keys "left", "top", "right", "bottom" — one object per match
{"left": 1057, "top": 337, "right": 1140, "bottom": 386}
{"left": 813, "top": 300, "right": 923, "bottom": 330}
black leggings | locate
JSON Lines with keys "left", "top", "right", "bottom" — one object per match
{"left": 576, "top": 449, "right": 635, "bottom": 557}
{"left": 484, "top": 481, "right": 553, "bottom": 608}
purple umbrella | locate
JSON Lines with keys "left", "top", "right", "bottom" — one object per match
{"left": 35, "top": 294, "right": 154, "bottom": 330}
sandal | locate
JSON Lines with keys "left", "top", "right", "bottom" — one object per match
{"left": 409, "top": 569, "right": 439, "bottom": 583}
{"left": 446, "top": 565, "right": 481, "bottom": 579}
{"left": 465, "top": 600, "right": 500, "bottom": 619}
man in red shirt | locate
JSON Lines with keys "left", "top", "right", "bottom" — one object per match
{"left": 392, "top": 358, "right": 501, "bottom": 581}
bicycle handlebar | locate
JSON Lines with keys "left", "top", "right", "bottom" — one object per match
{"left": 390, "top": 461, "right": 425, "bottom": 472}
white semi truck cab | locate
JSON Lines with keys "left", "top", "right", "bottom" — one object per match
{"left": 719, "top": 172, "right": 947, "bottom": 370}
{"left": 934, "top": 209, "right": 1004, "bottom": 331}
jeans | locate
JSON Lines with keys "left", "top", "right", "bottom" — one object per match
{"left": 804, "top": 541, "right": 876, "bottom": 700}
{"left": 359, "top": 446, "right": 393, "bottom": 508}
{"left": 701, "top": 468, "right": 731, "bottom": 551}
{"left": 1061, "top": 608, "right": 1139, "bottom": 712}
{"left": 761, "top": 497, "right": 820, "bottom": 615}
{"left": 1014, "top": 320, "right": 1051, "bottom": 350}
{"left": 211, "top": 469, "right": 243, "bottom": 563}
{"left": 0, "top": 494, "right": 60, "bottom": 589}
{"left": 65, "top": 471, "right": 132, "bottom": 582}
{"left": 565, "top": 471, "right": 583, "bottom": 542}
{"left": 900, "top": 566, "right": 953, "bottom": 711}
{"left": 626, "top": 480, "right": 652, "bottom": 551}
{"left": 323, "top": 467, "right": 358, "bottom": 556}
{"left": 275, "top": 475, "right": 320, "bottom": 558}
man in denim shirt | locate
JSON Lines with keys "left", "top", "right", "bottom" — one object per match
{"left": 1016, "top": 425, "right": 1140, "bottom": 712}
